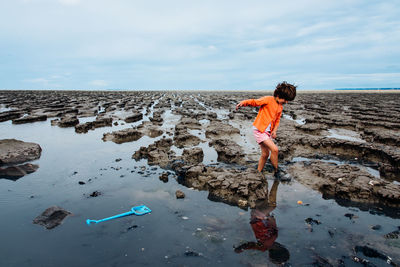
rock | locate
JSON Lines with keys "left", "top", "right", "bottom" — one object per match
{"left": 384, "top": 226, "right": 400, "bottom": 239}
{"left": 209, "top": 139, "right": 245, "bottom": 164}
{"left": 0, "top": 139, "right": 42, "bottom": 165}
{"left": 137, "top": 123, "right": 163, "bottom": 138}
{"left": 371, "top": 225, "right": 381, "bottom": 230}
{"left": 124, "top": 112, "right": 143, "bottom": 123}
{"left": 58, "top": 116, "right": 79, "bottom": 127}
{"left": 205, "top": 120, "right": 240, "bottom": 139}
{"left": 159, "top": 172, "right": 169, "bottom": 183}
{"left": 184, "top": 249, "right": 202, "bottom": 257}
{"left": 305, "top": 217, "right": 321, "bottom": 225}
{"left": 171, "top": 164, "right": 268, "bottom": 208}
{"left": 354, "top": 245, "right": 395, "bottom": 265}
{"left": 181, "top": 147, "right": 204, "bottom": 165}
{"left": 132, "top": 138, "right": 176, "bottom": 168}
{"left": 33, "top": 206, "right": 71, "bottom": 229}
{"left": 12, "top": 114, "right": 47, "bottom": 124}
{"left": 288, "top": 161, "right": 400, "bottom": 207}
{"left": 176, "top": 190, "right": 185, "bottom": 199}
{"left": 173, "top": 132, "right": 202, "bottom": 148}
{"left": 103, "top": 128, "right": 143, "bottom": 144}
{"left": 88, "top": 191, "right": 101, "bottom": 197}
{"left": 0, "top": 110, "right": 22, "bottom": 122}
{"left": 75, "top": 117, "right": 112, "bottom": 133}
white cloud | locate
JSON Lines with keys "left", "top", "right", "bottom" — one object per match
{"left": 1, "top": 0, "right": 400, "bottom": 90}
{"left": 26, "top": 78, "right": 50, "bottom": 84}
{"left": 89, "top": 80, "right": 108, "bottom": 87}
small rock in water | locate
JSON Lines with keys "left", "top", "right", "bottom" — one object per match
{"left": 88, "top": 191, "right": 101, "bottom": 197}
{"left": 127, "top": 225, "right": 138, "bottom": 231}
{"left": 159, "top": 172, "right": 169, "bottom": 183}
{"left": 184, "top": 249, "right": 202, "bottom": 257}
{"left": 384, "top": 226, "right": 400, "bottom": 239}
{"left": 78, "top": 181, "right": 86, "bottom": 185}
{"left": 371, "top": 225, "right": 381, "bottom": 230}
{"left": 344, "top": 213, "right": 358, "bottom": 220}
{"left": 176, "top": 190, "right": 185, "bottom": 199}
{"left": 33, "top": 206, "right": 71, "bottom": 229}
{"left": 115, "top": 158, "right": 122, "bottom": 162}
{"left": 305, "top": 218, "right": 321, "bottom": 225}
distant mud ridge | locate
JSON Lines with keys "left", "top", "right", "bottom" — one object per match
{"left": 1, "top": 90, "right": 399, "bottom": 208}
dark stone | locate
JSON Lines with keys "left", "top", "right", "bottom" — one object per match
{"left": 127, "top": 225, "right": 138, "bottom": 231}
{"left": 124, "top": 112, "right": 143, "bottom": 123}
{"left": 305, "top": 218, "right": 321, "bottom": 225}
{"left": 181, "top": 147, "right": 204, "bottom": 165}
{"left": 0, "top": 139, "right": 42, "bottom": 165}
{"left": 33, "top": 206, "right": 71, "bottom": 229}
{"left": 384, "top": 226, "right": 400, "bottom": 239}
{"left": 89, "top": 191, "right": 101, "bottom": 197}
{"left": 78, "top": 181, "right": 86, "bottom": 185}
{"left": 371, "top": 225, "right": 381, "bottom": 230}
{"left": 75, "top": 117, "right": 112, "bottom": 133}
{"left": 344, "top": 213, "right": 358, "bottom": 220}
{"left": 184, "top": 250, "right": 201, "bottom": 257}
{"left": 176, "top": 190, "right": 185, "bottom": 199}
{"left": 58, "top": 116, "right": 79, "bottom": 127}
{"left": 102, "top": 128, "right": 143, "bottom": 144}
{"left": 0, "top": 110, "right": 22, "bottom": 122}
{"left": 159, "top": 172, "right": 169, "bottom": 183}
{"left": 12, "top": 114, "right": 47, "bottom": 124}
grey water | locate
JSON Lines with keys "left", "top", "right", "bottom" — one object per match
{"left": 1, "top": 118, "right": 400, "bottom": 266}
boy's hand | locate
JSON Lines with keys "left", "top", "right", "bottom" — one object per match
{"left": 236, "top": 102, "right": 244, "bottom": 110}
{"left": 271, "top": 131, "right": 277, "bottom": 139}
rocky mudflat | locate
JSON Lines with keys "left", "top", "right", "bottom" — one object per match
{"left": 1, "top": 90, "right": 399, "bottom": 209}
{"left": 0, "top": 139, "right": 41, "bottom": 180}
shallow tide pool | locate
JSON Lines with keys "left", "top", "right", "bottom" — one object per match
{"left": 1, "top": 117, "right": 400, "bottom": 267}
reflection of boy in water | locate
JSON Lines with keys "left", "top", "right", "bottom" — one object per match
{"left": 235, "top": 181, "right": 290, "bottom": 264}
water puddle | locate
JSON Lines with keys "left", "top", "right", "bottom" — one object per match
{"left": 0, "top": 104, "right": 13, "bottom": 113}
{"left": 283, "top": 114, "right": 306, "bottom": 125}
{"left": 327, "top": 128, "right": 366, "bottom": 143}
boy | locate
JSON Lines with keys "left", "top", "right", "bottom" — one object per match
{"left": 236, "top": 81, "right": 296, "bottom": 178}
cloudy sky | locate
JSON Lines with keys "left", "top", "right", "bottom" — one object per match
{"left": 1, "top": 0, "right": 399, "bottom": 90}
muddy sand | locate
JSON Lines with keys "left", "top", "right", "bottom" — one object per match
{"left": 1, "top": 90, "right": 400, "bottom": 266}
{"left": 1, "top": 90, "right": 399, "bottom": 208}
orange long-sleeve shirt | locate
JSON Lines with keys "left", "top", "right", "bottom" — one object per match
{"left": 240, "top": 96, "right": 283, "bottom": 133}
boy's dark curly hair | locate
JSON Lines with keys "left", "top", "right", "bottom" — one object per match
{"left": 273, "top": 81, "right": 297, "bottom": 101}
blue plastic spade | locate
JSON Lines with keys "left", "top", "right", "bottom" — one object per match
{"left": 86, "top": 205, "right": 151, "bottom": 225}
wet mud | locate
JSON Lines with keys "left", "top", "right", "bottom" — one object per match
{"left": 1, "top": 90, "right": 399, "bottom": 211}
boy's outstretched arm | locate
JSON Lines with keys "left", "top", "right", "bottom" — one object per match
{"left": 236, "top": 101, "right": 245, "bottom": 110}
{"left": 236, "top": 96, "right": 269, "bottom": 110}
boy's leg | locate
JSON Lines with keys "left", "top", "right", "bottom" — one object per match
{"left": 268, "top": 180, "right": 279, "bottom": 206}
{"left": 261, "top": 139, "right": 279, "bottom": 172}
{"left": 258, "top": 142, "right": 271, "bottom": 172}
